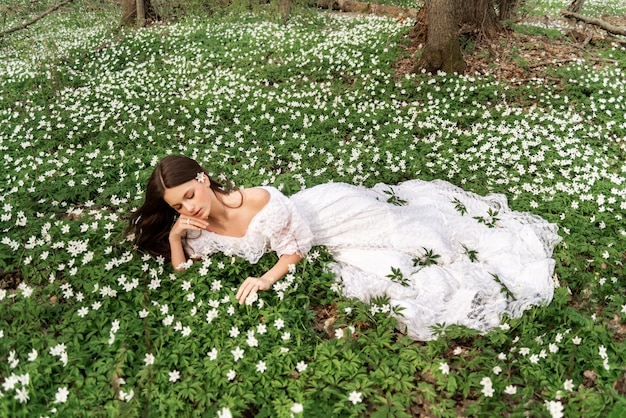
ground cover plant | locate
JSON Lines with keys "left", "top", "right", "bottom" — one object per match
{"left": 1, "top": 0, "right": 625, "bottom": 416}
{"left": 527, "top": 0, "right": 626, "bottom": 16}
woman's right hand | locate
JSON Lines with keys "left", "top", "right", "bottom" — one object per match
{"left": 169, "top": 215, "right": 210, "bottom": 240}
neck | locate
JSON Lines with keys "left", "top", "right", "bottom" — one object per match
{"left": 208, "top": 189, "right": 229, "bottom": 225}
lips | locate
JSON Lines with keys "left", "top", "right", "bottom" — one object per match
{"left": 194, "top": 209, "right": 202, "bottom": 218}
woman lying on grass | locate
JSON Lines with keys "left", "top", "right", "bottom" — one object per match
{"left": 127, "top": 155, "right": 561, "bottom": 340}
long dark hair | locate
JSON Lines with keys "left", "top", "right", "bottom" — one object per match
{"left": 127, "top": 155, "right": 231, "bottom": 259}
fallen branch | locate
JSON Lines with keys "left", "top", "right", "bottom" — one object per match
{"left": 0, "top": 0, "right": 74, "bottom": 38}
{"left": 561, "top": 10, "right": 626, "bottom": 37}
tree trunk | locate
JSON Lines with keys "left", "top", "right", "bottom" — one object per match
{"left": 497, "top": 0, "right": 520, "bottom": 21}
{"left": 414, "top": 0, "right": 501, "bottom": 74}
{"left": 456, "top": 0, "right": 501, "bottom": 39}
{"left": 121, "top": 0, "right": 157, "bottom": 27}
{"left": 568, "top": 0, "right": 585, "bottom": 13}
{"left": 278, "top": 0, "right": 290, "bottom": 23}
{"left": 417, "top": 0, "right": 465, "bottom": 74}
{"left": 137, "top": 0, "right": 146, "bottom": 27}
{"left": 409, "top": 5, "right": 428, "bottom": 43}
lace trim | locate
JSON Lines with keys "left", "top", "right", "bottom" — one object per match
{"left": 184, "top": 187, "right": 312, "bottom": 263}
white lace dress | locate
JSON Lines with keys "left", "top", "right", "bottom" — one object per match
{"left": 184, "top": 180, "right": 561, "bottom": 340}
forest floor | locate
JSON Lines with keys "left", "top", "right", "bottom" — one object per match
{"left": 393, "top": 14, "right": 625, "bottom": 82}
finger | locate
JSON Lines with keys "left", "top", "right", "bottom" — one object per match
{"left": 235, "top": 279, "right": 251, "bottom": 300}
{"left": 186, "top": 217, "right": 210, "bottom": 230}
{"left": 237, "top": 280, "right": 258, "bottom": 304}
{"left": 238, "top": 286, "right": 252, "bottom": 304}
{"left": 179, "top": 217, "right": 209, "bottom": 231}
{"left": 236, "top": 286, "right": 244, "bottom": 301}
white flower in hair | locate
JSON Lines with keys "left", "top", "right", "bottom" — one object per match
{"left": 195, "top": 172, "right": 205, "bottom": 183}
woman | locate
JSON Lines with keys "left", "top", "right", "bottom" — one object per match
{"left": 128, "top": 155, "right": 561, "bottom": 340}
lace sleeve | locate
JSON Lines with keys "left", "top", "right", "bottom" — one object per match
{"left": 181, "top": 187, "right": 314, "bottom": 264}
{"left": 259, "top": 188, "right": 313, "bottom": 258}
{"left": 182, "top": 230, "right": 217, "bottom": 259}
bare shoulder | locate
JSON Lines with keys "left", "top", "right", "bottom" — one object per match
{"left": 241, "top": 187, "right": 270, "bottom": 211}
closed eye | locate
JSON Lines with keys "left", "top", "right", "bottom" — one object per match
{"left": 172, "top": 192, "right": 194, "bottom": 211}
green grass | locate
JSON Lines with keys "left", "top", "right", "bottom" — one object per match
{"left": 510, "top": 22, "right": 564, "bottom": 38}
{"left": 525, "top": 0, "right": 626, "bottom": 16}
{"left": 1, "top": 1, "right": 626, "bottom": 417}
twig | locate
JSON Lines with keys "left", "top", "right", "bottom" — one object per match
{"left": 0, "top": 0, "right": 74, "bottom": 38}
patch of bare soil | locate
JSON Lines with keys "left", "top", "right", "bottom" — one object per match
{"left": 313, "top": 302, "right": 339, "bottom": 338}
{"left": 608, "top": 313, "right": 626, "bottom": 343}
{"left": 0, "top": 268, "right": 22, "bottom": 291}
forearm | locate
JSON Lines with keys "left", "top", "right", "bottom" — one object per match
{"left": 262, "top": 253, "right": 303, "bottom": 285}
{"left": 169, "top": 236, "right": 188, "bottom": 271}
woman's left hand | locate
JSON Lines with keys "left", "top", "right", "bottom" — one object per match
{"left": 236, "top": 276, "right": 274, "bottom": 304}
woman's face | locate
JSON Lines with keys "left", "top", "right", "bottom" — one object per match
{"left": 162, "top": 174, "right": 212, "bottom": 220}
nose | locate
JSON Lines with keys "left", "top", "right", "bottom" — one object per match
{"left": 183, "top": 201, "right": 194, "bottom": 213}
